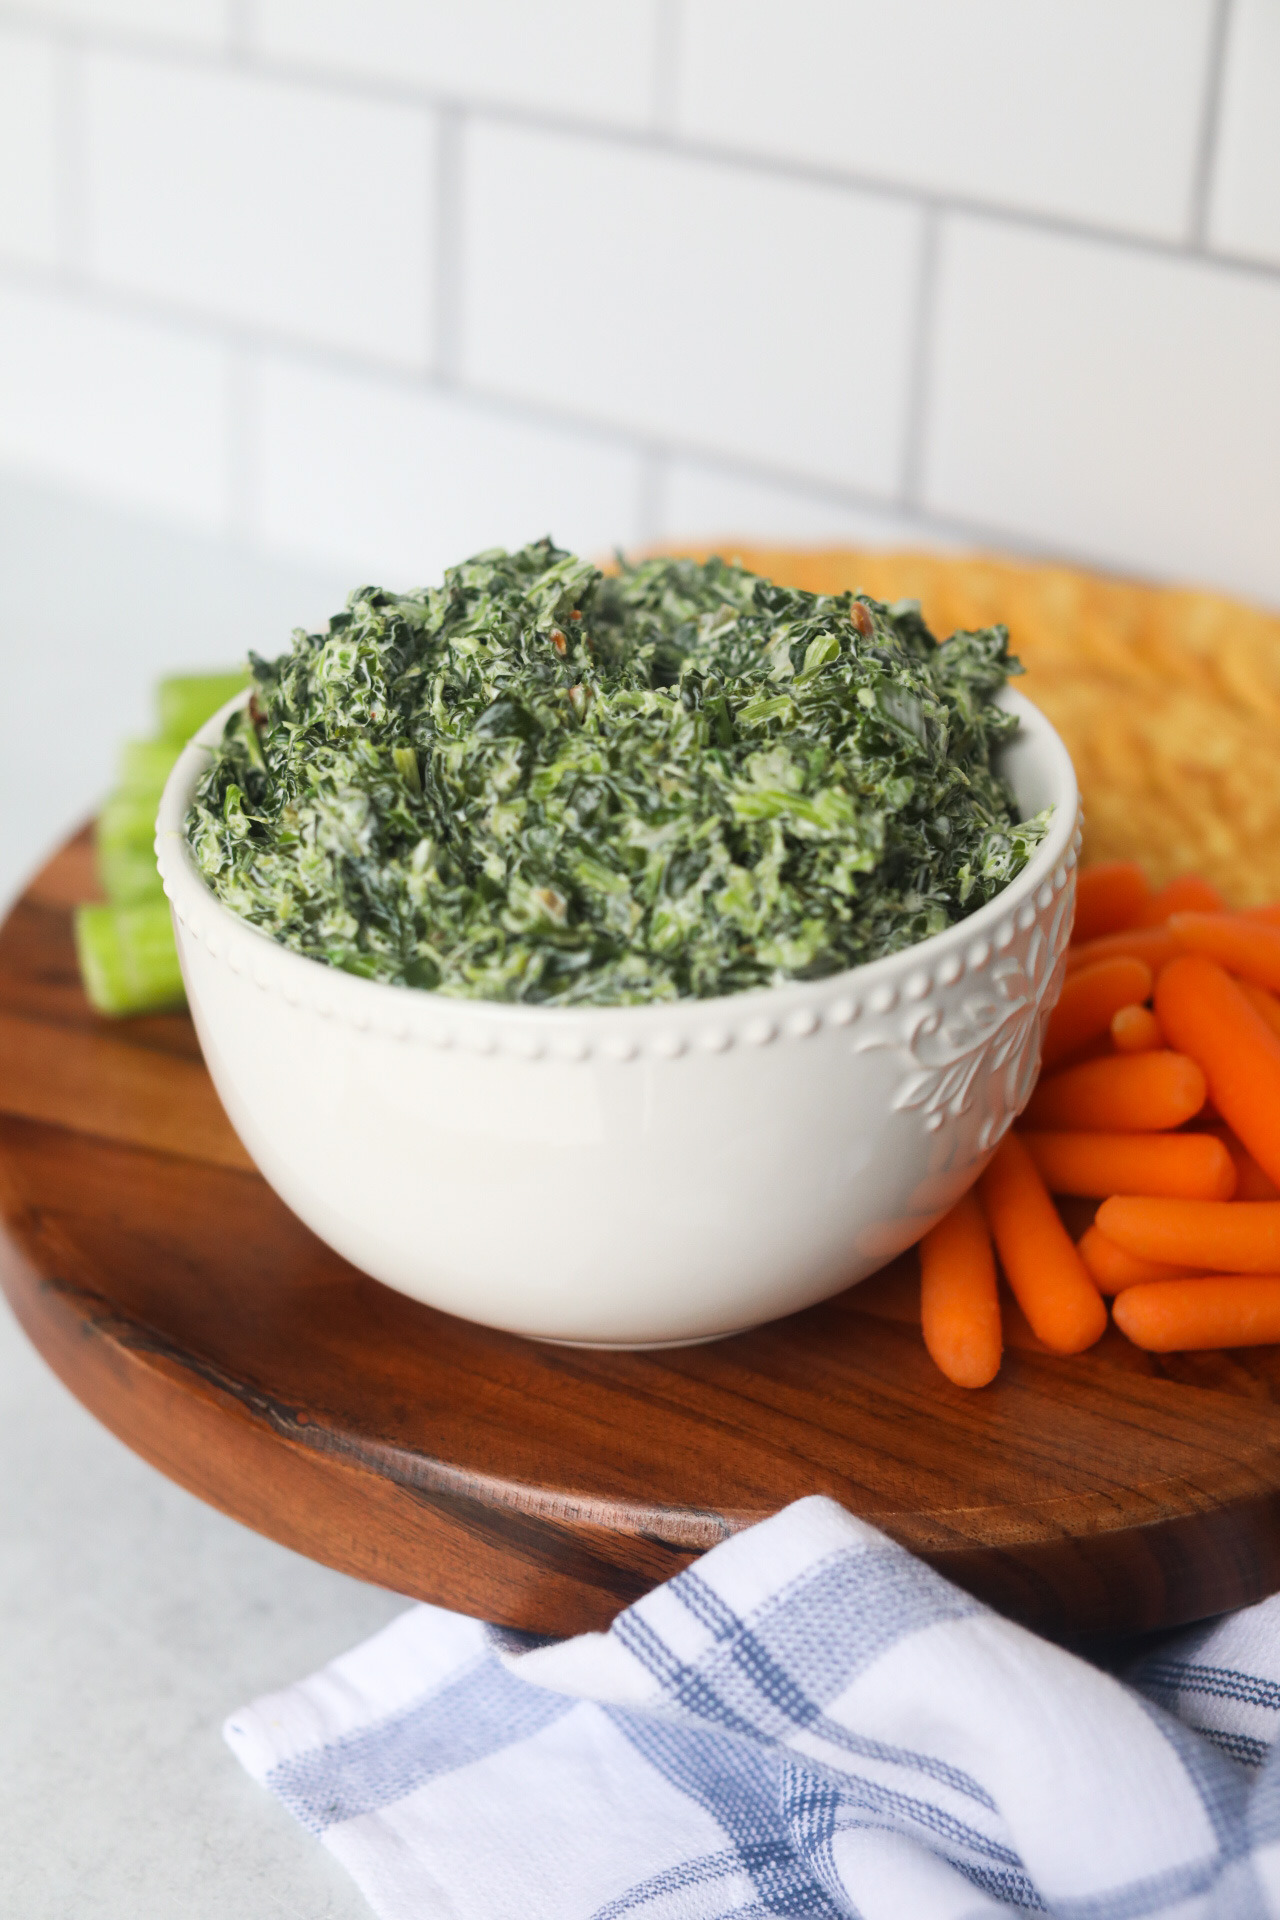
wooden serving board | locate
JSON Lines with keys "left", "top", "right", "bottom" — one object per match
{"left": 6, "top": 832, "right": 1280, "bottom": 1643}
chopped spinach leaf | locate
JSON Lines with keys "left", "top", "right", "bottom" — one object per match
{"left": 186, "top": 540, "right": 1050, "bottom": 1005}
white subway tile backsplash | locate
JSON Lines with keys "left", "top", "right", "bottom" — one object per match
{"left": 255, "top": 0, "right": 659, "bottom": 128}
{"left": 462, "top": 126, "right": 922, "bottom": 496}
{"left": 0, "top": 28, "right": 59, "bottom": 267}
{"left": 658, "top": 458, "right": 945, "bottom": 552}
{"left": 0, "top": 284, "right": 229, "bottom": 525}
{"left": 255, "top": 357, "right": 643, "bottom": 582}
{"left": 83, "top": 57, "right": 435, "bottom": 366}
{"left": 14, "top": 0, "right": 229, "bottom": 46}
{"left": 924, "top": 219, "right": 1280, "bottom": 607}
{"left": 1208, "top": 0, "right": 1280, "bottom": 268}
{"left": 0, "top": 0, "right": 1275, "bottom": 616}
{"left": 676, "top": 0, "right": 1214, "bottom": 242}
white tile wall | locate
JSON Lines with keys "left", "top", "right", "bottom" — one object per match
{"left": 0, "top": 27, "right": 59, "bottom": 266}
{"left": 14, "top": 0, "right": 228, "bottom": 47}
{"left": 462, "top": 124, "right": 922, "bottom": 495}
{"left": 254, "top": 0, "right": 659, "bottom": 128}
{"left": 82, "top": 56, "right": 435, "bottom": 365}
{"left": 0, "top": 283, "right": 229, "bottom": 525}
{"left": 0, "top": 1, "right": 1275, "bottom": 609}
{"left": 658, "top": 458, "right": 951, "bottom": 552}
{"left": 256, "top": 356, "right": 644, "bottom": 582}
{"left": 923, "top": 218, "right": 1280, "bottom": 607}
{"left": 1208, "top": 0, "right": 1280, "bottom": 269}
{"left": 676, "top": 0, "right": 1215, "bottom": 241}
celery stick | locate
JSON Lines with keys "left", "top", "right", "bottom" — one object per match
{"left": 74, "top": 901, "right": 185, "bottom": 1016}
{"left": 98, "top": 842, "right": 163, "bottom": 905}
{"left": 98, "top": 788, "right": 160, "bottom": 851}
{"left": 117, "top": 736, "right": 181, "bottom": 795}
{"left": 157, "top": 670, "right": 251, "bottom": 745}
{"left": 96, "top": 790, "right": 163, "bottom": 904}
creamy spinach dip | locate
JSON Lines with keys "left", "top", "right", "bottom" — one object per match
{"left": 186, "top": 540, "right": 1050, "bottom": 1006}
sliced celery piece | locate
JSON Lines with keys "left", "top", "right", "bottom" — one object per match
{"left": 117, "top": 736, "right": 181, "bottom": 796}
{"left": 75, "top": 665, "right": 246, "bottom": 1013}
{"left": 96, "top": 789, "right": 163, "bottom": 903}
{"left": 98, "top": 841, "right": 163, "bottom": 906}
{"left": 98, "top": 788, "right": 160, "bottom": 850}
{"left": 74, "top": 901, "right": 185, "bottom": 1016}
{"left": 157, "top": 670, "right": 250, "bottom": 745}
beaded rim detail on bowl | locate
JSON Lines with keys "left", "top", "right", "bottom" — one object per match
{"left": 156, "top": 696, "right": 1081, "bottom": 1065}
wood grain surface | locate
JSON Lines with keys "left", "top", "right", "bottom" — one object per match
{"left": 5, "top": 832, "right": 1280, "bottom": 1642}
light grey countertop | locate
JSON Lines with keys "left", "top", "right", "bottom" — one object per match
{"left": 0, "top": 1295, "right": 406, "bottom": 1918}
{"left": 0, "top": 478, "right": 404, "bottom": 1915}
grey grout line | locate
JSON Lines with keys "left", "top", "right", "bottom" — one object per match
{"left": 1187, "top": 0, "right": 1234, "bottom": 246}
{"left": 6, "top": 10, "right": 230, "bottom": 68}
{"left": 0, "top": 7, "right": 1275, "bottom": 609}
{"left": 226, "top": 0, "right": 255, "bottom": 64}
{"left": 0, "top": 223, "right": 1243, "bottom": 599}
{"left": 1, "top": 241, "right": 1278, "bottom": 588}
{"left": 5, "top": 2, "right": 1280, "bottom": 289}
{"left": 650, "top": 0, "right": 683, "bottom": 136}
{"left": 898, "top": 206, "right": 941, "bottom": 513}
{"left": 0, "top": 247, "right": 911, "bottom": 517}
{"left": 0, "top": 10, "right": 664, "bottom": 144}
{"left": 431, "top": 105, "right": 466, "bottom": 383}
{"left": 52, "top": 35, "right": 87, "bottom": 277}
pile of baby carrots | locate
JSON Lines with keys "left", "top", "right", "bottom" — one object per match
{"left": 919, "top": 862, "right": 1280, "bottom": 1388}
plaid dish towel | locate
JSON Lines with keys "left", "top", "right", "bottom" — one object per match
{"left": 225, "top": 1497, "right": 1280, "bottom": 1918}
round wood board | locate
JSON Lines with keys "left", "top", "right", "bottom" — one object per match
{"left": 6, "top": 833, "right": 1280, "bottom": 1644}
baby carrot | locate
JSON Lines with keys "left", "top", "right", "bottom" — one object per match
{"left": 1157, "top": 955, "right": 1280, "bottom": 1184}
{"left": 1065, "top": 926, "right": 1180, "bottom": 977}
{"left": 1042, "top": 956, "right": 1153, "bottom": 1070}
{"left": 1023, "top": 1051, "right": 1206, "bottom": 1133}
{"left": 1239, "top": 980, "right": 1280, "bottom": 1042}
{"left": 1072, "top": 861, "right": 1151, "bottom": 944}
{"left": 979, "top": 1133, "right": 1107, "bottom": 1353}
{"left": 1111, "top": 1003, "right": 1163, "bottom": 1053}
{"left": 1135, "top": 875, "right": 1225, "bottom": 925}
{"left": 919, "top": 1191, "right": 1002, "bottom": 1389}
{"left": 1096, "top": 1195, "right": 1280, "bottom": 1272}
{"left": 1021, "top": 1130, "right": 1236, "bottom": 1201}
{"left": 1194, "top": 1122, "right": 1280, "bottom": 1200}
{"left": 1225, "top": 1139, "right": 1280, "bottom": 1202}
{"left": 1076, "top": 1224, "right": 1201, "bottom": 1296}
{"left": 1170, "top": 913, "right": 1280, "bottom": 992}
{"left": 1228, "top": 1144, "right": 1274, "bottom": 1190}
{"left": 1245, "top": 905, "right": 1280, "bottom": 928}
{"left": 1114, "top": 1276, "right": 1280, "bottom": 1352}
{"left": 1065, "top": 1035, "right": 1120, "bottom": 1068}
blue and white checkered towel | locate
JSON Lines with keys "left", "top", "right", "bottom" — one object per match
{"left": 225, "top": 1497, "right": 1280, "bottom": 1918}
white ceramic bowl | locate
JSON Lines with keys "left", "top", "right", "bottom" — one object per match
{"left": 156, "top": 689, "right": 1079, "bottom": 1347}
